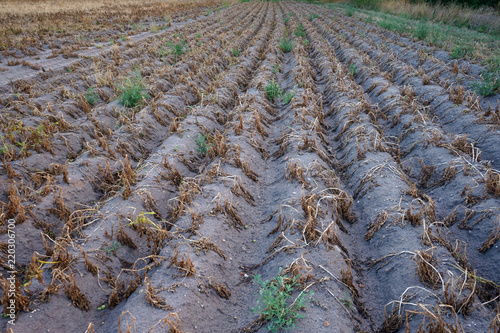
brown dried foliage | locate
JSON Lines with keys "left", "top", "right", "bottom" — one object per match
{"left": 64, "top": 276, "right": 90, "bottom": 311}
{"left": 414, "top": 250, "right": 441, "bottom": 289}
{"left": 479, "top": 222, "right": 500, "bottom": 253}
{"left": 169, "top": 250, "right": 196, "bottom": 277}
{"left": 365, "top": 211, "right": 388, "bottom": 241}
{"left": 191, "top": 236, "right": 226, "bottom": 260}
{"left": 208, "top": 277, "right": 231, "bottom": 299}
{"left": 485, "top": 167, "right": 500, "bottom": 198}
{"left": 81, "top": 249, "right": 98, "bottom": 276}
{"left": 117, "top": 223, "right": 138, "bottom": 250}
{"left": 160, "top": 160, "right": 183, "bottom": 186}
{"left": 144, "top": 275, "right": 172, "bottom": 310}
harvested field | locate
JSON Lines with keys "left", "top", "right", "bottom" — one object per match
{"left": 0, "top": 1, "right": 499, "bottom": 332}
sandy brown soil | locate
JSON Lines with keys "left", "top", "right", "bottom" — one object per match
{"left": 0, "top": 1, "right": 499, "bottom": 332}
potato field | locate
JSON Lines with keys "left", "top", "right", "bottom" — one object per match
{"left": 0, "top": 1, "right": 499, "bottom": 332}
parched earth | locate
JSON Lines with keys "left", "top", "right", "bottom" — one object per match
{"left": 0, "top": 1, "right": 499, "bottom": 332}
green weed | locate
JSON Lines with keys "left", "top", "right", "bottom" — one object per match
{"left": 450, "top": 45, "right": 475, "bottom": 59}
{"left": 232, "top": 47, "right": 241, "bottom": 57}
{"left": 342, "top": 296, "right": 352, "bottom": 309}
{"left": 167, "top": 39, "right": 188, "bottom": 59}
{"left": 128, "top": 212, "right": 161, "bottom": 229}
{"left": 252, "top": 269, "right": 313, "bottom": 332}
{"left": 282, "top": 91, "right": 294, "bottom": 105}
{"left": 349, "top": 63, "right": 357, "bottom": 77}
{"left": 265, "top": 79, "right": 282, "bottom": 102}
{"left": 279, "top": 36, "right": 294, "bottom": 53}
{"left": 85, "top": 87, "right": 99, "bottom": 105}
{"left": 472, "top": 71, "right": 500, "bottom": 96}
{"left": 294, "top": 23, "right": 306, "bottom": 38}
{"left": 413, "top": 23, "right": 428, "bottom": 40}
{"left": 345, "top": 6, "right": 355, "bottom": 17}
{"left": 272, "top": 64, "right": 280, "bottom": 74}
{"left": 192, "top": 133, "right": 209, "bottom": 156}
{"left": 119, "top": 71, "right": 149, "bottom": 108}
{"left": 102, "top": 241, "right": 122, "bottom": 254}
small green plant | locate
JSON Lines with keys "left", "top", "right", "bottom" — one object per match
{"left": 294, "top": 23, "right": 306, "bottom": 38}
{"left": 279, "top": 36, "right": 294, "bottom": 53}
{"left": 119, "top": 71, "right": 149, "bottom": 108}
{"left": 303, "top": 38, "right": 309, "bottom": 47}
{"left": 366, "top": 15, "right": 373, "bottom": 23}
{"left": 472, "top": 71, "right": 500, "bottom": 97}
{"left": 128, "top": 211, "right": 161, "bottom": 229}
{"left": 252, "top": 269, "right": 313, "bottom": 332}
{"left": 85, "top": 87, "right": 99, "bottom": 105}
{"left": 120, "top": 34, "right": 127, "bottom": 41}
{"left": 345, "top": 6, "right": 355, "bottom": 17}
{"left": 167, "top": 39, "right": 188, "bottom": 59}
{"left": 485, "top": 55, "right": 500, "bottom": 73}
{"left": 413, "top": 23, "right": 428, "bottom": 41}
{"left": 450, "top": 45, "right": 474, "bottom": 59}
{"left": 102, "top": 241, "right": 122, "bottom": 254}
{"left": 109, "top": 39, "right": 115, "bottom": 45}
{"left": 15, "top": 140, "right": 28, "bottom": 154}
{"left": 308, "top": 14, "right": 318, "bottom": 22}
{"left": 232, "top": 47, "right": 241, "bottom": 57}
{"left": 282, "top": 91, "right": 294, "bottom": 105}
{"left": 284, "top": 16, "right": 290, "bottom": 24}
{"left": 349, "top": 63, "right": 357, "bottom": 77}
{"left": 272, "top": 63, "right": 280, "bottom": 74}
{"left": 192, "top": 133, "right": 209, "bottom": 155}
{"left": 265, "top": 79, "right": 282, "bottom": 102}
{"left": 341, "top": 296, "right": 352, "bottom": 308}
{"left": 97, "top": 305, "right": 106, "bottom": 311}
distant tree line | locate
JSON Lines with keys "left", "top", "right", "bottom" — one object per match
{"left": 351, "top": 0, "right": 499, "bottom": 9}
{"left": 418, "top": 0, "right": 499, "bottom": 9}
